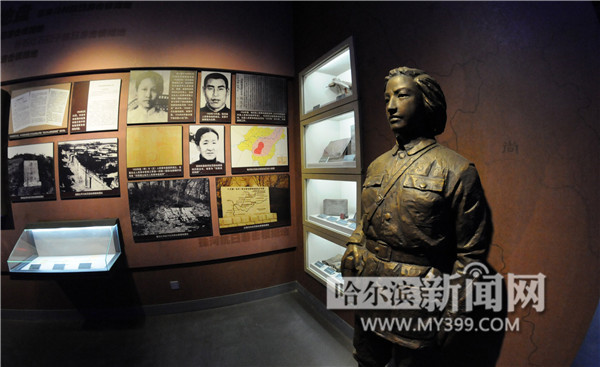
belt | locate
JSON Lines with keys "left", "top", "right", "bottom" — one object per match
{"left": 365, "top": 239, "right": 431, "bottom": 266}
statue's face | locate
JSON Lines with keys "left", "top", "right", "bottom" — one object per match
{"left": 384, "top": 75, "right": 424, "bottom": 140}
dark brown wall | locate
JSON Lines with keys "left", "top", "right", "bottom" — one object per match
{"left": 293, "top": 2, "right": 599, "bottom": 366}
{"left": 1, "top": 2, "right": 298, "bottom": 310}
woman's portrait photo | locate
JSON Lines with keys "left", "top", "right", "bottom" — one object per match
{"left": 127, "top": 70, "right": 170, "bottom": 124}
{"left": 189, "top": 125, "right": 226, "bottom": 176}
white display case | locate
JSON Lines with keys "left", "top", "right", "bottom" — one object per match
{"left": 7, "top": 219, "right": 122, "bottom": 273}
{"left": 299, "top": 37, "right": 357, "bottom": 120}
{"left": 301, "top": 101, "right": 361, "bottom": 174}
{"left": 304, "top": 226, "right": 346, "bottom": 288}
{"left": 303, "top": 174, "right": 361, "bottom": 237}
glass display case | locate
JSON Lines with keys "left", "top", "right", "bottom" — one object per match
{"left": 303, "top": 174, "right": 361, "bottom": 237}
{"left": 299, "top": 36, "right": 361, "bottom": 287}
{"left": 304, "top": 227, "right": 346, "bottom": 288}
{"left": 301, "top": 101, "right": 361, "bottom": 174}
{"left": 7, "top": 219, "right": 122, "bottom": 273}
{"left": 299, "top": 37, "right": 357, "bottom": 120}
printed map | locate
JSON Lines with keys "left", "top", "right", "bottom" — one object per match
{"left": 231, "top": 126, "right": 288, "bottom": 168}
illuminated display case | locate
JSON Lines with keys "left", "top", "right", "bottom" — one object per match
{"left": 299, "top": 36, "right": 362, "bottom": 286}
{"left": 7, "top": 219, "right": 122, "bottom": 273}
{"left": 301, "top": 101, "right": 361, "bottom": 174}
{"left": 304, "top": 227, "right": 346, "bottom": 288}
{"left": 299, "top": 37, "right": 357, "bottom": 121}
{"left": 303, "top": 174, "right": 361, "bottom": 237}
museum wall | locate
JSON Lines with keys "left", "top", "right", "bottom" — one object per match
{"left": 293, "top": 2, "right": 599, "bottom": 366}
{"left": 1, "top": 2, "right": 297, "bottom": 309}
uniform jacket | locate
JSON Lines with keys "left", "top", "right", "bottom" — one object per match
{"left": 348, "top": 137, "right": 493, "bottom": 348}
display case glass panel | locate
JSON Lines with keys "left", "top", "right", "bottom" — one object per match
{"left": 303, "top": 175, "right": 360, "bottom": 237}
{"left": 7, "top": 219, "right": 122, "bottom": 273}
{"left": 301, "top": 101, "right": 360, "bottom": 174}
{"left": 300, "top": 37, "right": 357, "bottom": 120}
{"left": 304, "top": 227, "right": 346, "bottom": 288}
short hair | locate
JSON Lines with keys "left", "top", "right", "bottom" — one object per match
{"left": 135, "top": 71, "right": 164, "bottom": 95}
{"left": 194, "top": 127, "right": 220, "bottom": 146}
{"left": 203, "top": 73, "right": 229, "bottom": 89}
{"left": 385, "top": 67, "right": 447, "bottom": 136}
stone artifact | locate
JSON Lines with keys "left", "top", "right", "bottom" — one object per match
{"left": 341, "top": 67, "right": 500, "bottom": 366}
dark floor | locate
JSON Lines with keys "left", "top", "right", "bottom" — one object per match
{"left": 1, "top": 290, "right": 356, "bottom": 367}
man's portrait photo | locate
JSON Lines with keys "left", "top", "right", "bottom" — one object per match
{"left": 200, "top": 71, "right": 231, "bottom": 122}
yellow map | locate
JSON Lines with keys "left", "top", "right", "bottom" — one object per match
{"left": 232, "top": 126, "right": 287, "bottom": 167}
{"left": 219, "top": 186, "right": 277, "bottom": 228}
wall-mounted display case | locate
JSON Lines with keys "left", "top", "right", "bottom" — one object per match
{"left": 304, "top": 226, "right": 346, "bottom": 288}
{"left": 302, "top": 174, "right": 361, "bottom": 237}
{"left": 299, "top": 36, "right": 362, "bottom": 287}
{"left": 299, "top": 37, "right": 357, "bottom": 121}
{"left": 7, "top": 219, "right": 122, "bottom": 273}
{"left": 301, "top": 101, "right": 361, "bottom": 174}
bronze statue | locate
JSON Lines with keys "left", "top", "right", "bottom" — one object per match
{"left": 341, "top": 67, "right": 496, "bottom": 366}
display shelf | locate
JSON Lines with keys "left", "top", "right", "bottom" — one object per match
{"left": 299, "top": 37, "right": 357, "bottom": 120}
{"left": 301, "top": 101, "right": 361, "bottom": 174}
{"left": 304, "top": 226, "right": 346, "bottom": 288}
{"left": 302, "top": 174, "right": 361, "bottom": 238}
{"left": 299, "top": 36, "right": 361, "bottom": 288}
{"left": 7, "top": 219, "right": 122, "bottom": 273}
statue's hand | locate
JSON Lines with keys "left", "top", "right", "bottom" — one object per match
{"left": 341, "top": 243, "right": 364, "bottom": 277}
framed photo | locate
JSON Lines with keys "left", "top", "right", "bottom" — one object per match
{"left": 8, "top": 83, "right": 71, "bottom": 139}
{"left": 58, "top": 138, "right": 119, "bottom": 199}
{"left": 70, "top": 79, "right": 121, "bottom": 133}
{"left": 189, "top": 125, "right": 226, "bottom": 176}
{"left": 199, "top": 71, "right": 232, "bottom": 123}
{"left": 7, "top": 143, "right": 56, "bottom": 202}
{"left": 216, "top": 174, "right": 290, "bottom": 234}
{"left": 235, "top": 73, "right": 287, "bottom": 124}
{"left": 127, "top": 70, "right": 196, "bottom": 124}
{"left": 128, "top": 178, "right": 212, "bottom": 242}
{"left": 127, "top": 125, "right": 183, "bottom": 179}
{"left": 230, "top": 125, "right": 288, "bottom": 174}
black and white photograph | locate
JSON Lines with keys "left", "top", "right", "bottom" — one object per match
{"left": 58, "top": 138, "right": 119, "bottom": 199}
{"left": 127, "top": 70, "right": 197, "bottom": 124}
{"left": 189, "top": 125, "right": 226, "bottom": 176}
{"left": 7, "top": 143, "right": 56, "bottom": 202}
{"left": 200, "top": 71, "right": 232, "bottom": 123}
{"left": 127, "top": 178, "right": 212, "bottom": 242}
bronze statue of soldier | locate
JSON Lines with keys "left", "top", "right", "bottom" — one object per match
{"left": 341, "top": 67, "right": 500, "bottom": 367}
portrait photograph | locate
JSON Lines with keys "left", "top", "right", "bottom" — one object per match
{"left": 189, "top": 125, "right": 226, "bottom": 176}
{"left": 199, "top": 71, "right": 232, "bottom": 123}
{"left": 127, "top": 70, "right": 171, "bottom": 124}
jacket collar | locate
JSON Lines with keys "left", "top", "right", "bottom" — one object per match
{"left": 392, "top": 137, "right": 436, "bottom": 156}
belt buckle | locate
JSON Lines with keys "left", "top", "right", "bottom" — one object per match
{"left": 374, "top": 240, "right": 392, "bottom": 261}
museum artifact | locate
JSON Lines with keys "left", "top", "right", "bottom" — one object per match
{"left": 341, "top": 67, "right": 496, "bottom": 366}
{"left": 8, "top": 83, "right": 71, "bottom": 139}
{"left": 327, "top": 77, "right": 352, "bottom": 97}
{"left": 7, "top": 219, "right": 122, "bottom": 273}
